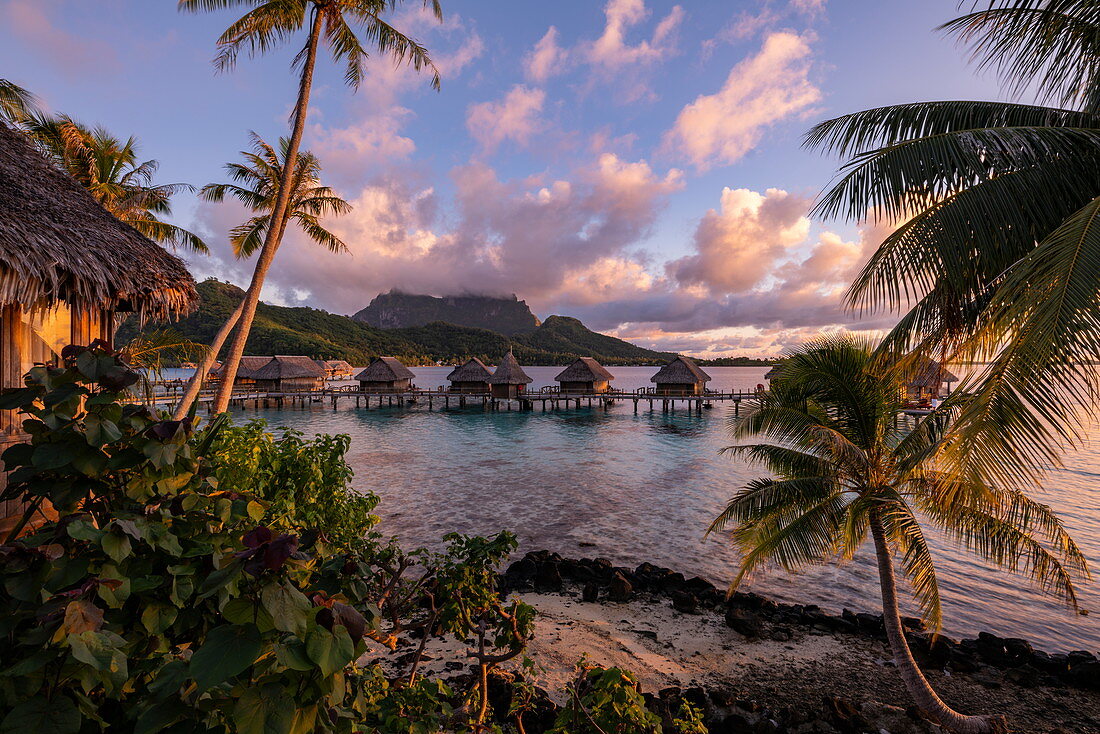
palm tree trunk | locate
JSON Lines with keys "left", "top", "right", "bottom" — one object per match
{"left": 870, "top": 513, "right": 1004, "bottom": 733}
{"left": 171, "top": 299, "right": 244, "bottom": 420}
{"left": 211, "top": 6, "right": 324, "bottom": 413}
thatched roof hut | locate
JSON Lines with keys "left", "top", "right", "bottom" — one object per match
{"left": 489, "top": 351, "right": 532, "bottom": 385}
{"left": 0, "top": 121, "right": 198, "bottom": 320}
{"left": 764, "top": 365, "right": 784, "bottom": 381}
{"left": 250, "top": 355, "right": 325, "bottom": 391}
{"left": 555, "top": 357, "right": 614, "bottom": 394}
{"left": 489, "top": 350, "right": 532, "bottom": 399}
{"left": 906, "top": 357, "right": 959, "bottom": 400}
{"left": 0, "top": 121, "right": 197, "bottom": 538}
{"left": 319, "top": 359, "right": 354, "bottom": 378}
{"left": 211, "top": 355, "right": 272, "bottom": 381}
{"left": 448, "top": 358, "right": 493, "bottom": 382}
{"left": 356, "top": 357, "right": 415, "bottom": 383}
{"left": 651, "top": 355, "right": 710, "bottom": 395}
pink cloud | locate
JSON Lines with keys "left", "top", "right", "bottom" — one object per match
{"left": 665, "top": 31, "right": 821, "bottom": 170}
{"left": 585, "top": 0, "right": 685, "bottom": 71}
{"left": 466, "top": 85, "right": 547, "bottom": 153}
{"left": 525, "top": 27, "right": 568, "bottom": 83}
{"left": 3, "top": 0, "right": 119, "bottom": 78}
{"left": 670, "top": 187, "right": 811, "bottom": 294}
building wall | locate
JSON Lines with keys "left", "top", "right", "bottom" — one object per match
{"left": 655, "top": 382, "right": 704, "bottom": 396}
{"left": 359, "top": 379, "right": 411, "bottom": 393}
{"left": 559, "top": 380, "right": 611, "bottom": 394}
{"left": 490, "top": 383, "right": 524, "bottom": 399}
{"left": 449, "top": 381, "right": 489, "bottom": 393}
{"left": 1, "top": 304, "right": 109, "bottom": 538}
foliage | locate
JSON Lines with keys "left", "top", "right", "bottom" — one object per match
{"left": 710, "top": 335, "right": 1087, "bottom": 629}
{"left": 0, "top": 343, "right": 536, "bottom": 733}
{"left": 805, "top": 1, "right": 1100, "bottom": 488}
{"left": 710, "top": 336, "right": 1084, "bottom": 730}
{"left": 354, "top": 292, "right": 541, "bottom": 336}
{"left": 20, "top": 114, "right": 207, "bottom": 252}
{"left": 550, "top": 665, "right": 662, "bottom": 734}
{"left": 0, "top": 78, "right": 36, "bottom": 122}
{"left": 117, "top": 279, "right": 676, "bottom": 366}
{"left": 202, "top": 419, "right": 377, "bottom": 549}
{"left": 201, "top": 133, "right": 350, "bottom": 259}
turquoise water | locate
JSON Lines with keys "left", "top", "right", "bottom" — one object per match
{"left": 176, "top": 365, "right": 1099, "bottom": 653}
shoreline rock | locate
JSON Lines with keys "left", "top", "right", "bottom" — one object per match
{"left": 490, "top": 550, "right": 1100, "bottom": 732}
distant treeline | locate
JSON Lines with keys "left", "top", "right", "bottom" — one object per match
{"left": 118, "top": 280, "right": 699, "bottom": 367}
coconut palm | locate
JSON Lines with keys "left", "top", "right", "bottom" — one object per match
{"left": 200, "top": 132, "right": 350, "bottom": 257}
{"left": 804, "top": 1, "right": 1100, "bottom": 488}
{"left": 23, "top": 114, "right": 207, "bottom": 253}
{"left": 710, "top": 336, "right": 1087, "bottom": 733}
{"left": 169, "top": 133, "right": 350, "bottom": 419}
{"left": 179, "top": 0, "right": 442, "bottom": 413}
{"left": 0, "top": 78, "right": 36, "bottom": 122}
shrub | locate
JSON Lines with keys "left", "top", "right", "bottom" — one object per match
{"left": 0, "top": 343, "right": 534, "bottom": 733}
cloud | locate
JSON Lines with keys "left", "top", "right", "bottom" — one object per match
{"left": 585, "top": 0, "right": 685, "bottom": 71}
{"left": 2, "top": 0, "right": 119, "bottom": 78}
{"left": 214, "top": 151, "right": 684, "bottom": 316}
{"left": 525, "top": 27, "right": 568, "bottom": 82}
{"left": 670, "top": 187, "right": 811, "bottom": 294}
{"left": 664, "top": 31, "right": 821, "bottom": 170}
{"left": 466, "top": 85, "right": 547, "bottom": 152}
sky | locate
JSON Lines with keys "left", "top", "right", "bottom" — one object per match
{"left": 0, "top": 0, "right": 1008, "bottom": 357}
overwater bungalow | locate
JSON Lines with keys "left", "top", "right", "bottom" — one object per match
{"left": 650, "top": 355, "right": 711, "bottom": 396}
{"left": 0, "top": 121, "right": 198, "bottom": 534}
{"left": 250, "top": 355, "right": 326, "bottom": 392}
{"left": 555, "top": 357, "right": 614, "bottom": 394}
{"left": 489, "top": 350, "right": 532, "bottom": 399}
{"left": 355, "top": 356, "right": 415, "bottom": 393}
{"left": 447, "top": 358, "right": 493, "bottom": 393}
{"left": 211, "top": 355, "right": 274, "bottom": 387}
{"left": 905, "top": 357, "right": 958, "bottom": 402}
{"left": 764, "top": 365, "right": 783, "bottom": 381}
{"left": 319, "top": 359, "right": 355, "bottom": 379}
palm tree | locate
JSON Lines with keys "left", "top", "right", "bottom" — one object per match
{"left": 803, "top": 1, "right": 1100, "bottom": 488}
{"left": 24, "top": 114, "right": 207, "bottom": 252}
{"left": 710, "top": 336, "right": 1086, "bottom": 733}
{"left": 0, "top": 78, "right": 36, "bottom": 122}
{"left": 179, "top": 0, "right": 442, "bottom": 413}
{"left": 170, "top": 133, "right": 350, "bottom": 419}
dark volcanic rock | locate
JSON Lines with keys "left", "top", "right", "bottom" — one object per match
{"left": 581, "top": 580, "right": 600, "bottom": 603}
{"left": 671, "top": 590, "right": 698, "bottom": 614}
{"left": 725, "top": 607, "right": 764, "bottom": 638}
{"left": 609, "top": 571, "right": 634, "bottom": 602}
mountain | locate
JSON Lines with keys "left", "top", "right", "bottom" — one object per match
{"left": 117, "top": 280, "right": 677, "bottom": 366}
{"left": 352, "top": 291, "right": 540, "bottom": 336}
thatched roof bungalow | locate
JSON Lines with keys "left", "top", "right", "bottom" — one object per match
{"left": 250, "top": 355, "right": 325, "bottom": 392}
{"left": 489, "top": 350, "right": 532, "bottom": 399}
{"left": 905, "top": 357, "right": 959, "bottom": 401}
{"left": 319, "top": 359, "right": 354, "bottom": 379}
{"left": 356, "top": 357, "right": 415, "bottom": 393}
{"left": 764, "top": 365, "right": 784, "bottom": 381}
{"left": 0, "top": 120, "right": 197, "bottom": 535}
{"left": 555, "top": 357, "right": 614, "bottom": 394}
{"left": 447, "top": 358, "right": 492, "bottom": 393}
{"left": 651, "top": 355, "right": 711, "bottom": 396}
{"left": 211, "top": 355, "right": 273, "bottom": 385}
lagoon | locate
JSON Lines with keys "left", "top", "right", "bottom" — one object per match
{"left": 178, "top": 365, "right": 1100, "bottom": 652}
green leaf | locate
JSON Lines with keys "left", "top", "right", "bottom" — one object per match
{"left": 1, "top": 695, "right": 80, "bottom": 734}
{"left": 261, "top": 582, "right": 312, "bottom": 636}
{"left": 85, "top": 414, "right": 123, "bottom": 447}
{"left": 141, "top": 602, "right": 178, "bottom": 635}
{"left": 32, "top": 443, "right": 72, "bottom": 470}
{"left": 233, "top": 682, "right": 296, "bottom": 734}
{"left": 67, "top": 631, "right": 128, "bottom": 691}
{"left": 189, "top": 624, "right": 261, "bottom": 690}
{"left": 198, "top": 559, "right": 241, "bottom": 599}
{"left": 222, "top": 597, "right": 274, "bottom": 632}
{"left": 247, "top": 500, "right": 266, "bottom": 521}
{"left": 101, "top": 532, "right": 132, "bottom": 564}
{"left": 0, "top": 387, "right": 39, "bottom": 411}
{"left": 275, "top": 640, "right": 314, "bottom": 671}
{"left": 305, "top": 626, "right": 355, "bottom": 677}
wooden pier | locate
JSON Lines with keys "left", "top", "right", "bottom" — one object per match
{"left": 146, "top": 381, "right": 763, "bottom": 416}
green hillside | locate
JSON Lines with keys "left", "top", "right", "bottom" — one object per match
{"left": 353, "top": 291, "right": 540, "bottom": 335}
{"left": 118, "top": 280, "right": 680, "bottom": 366}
